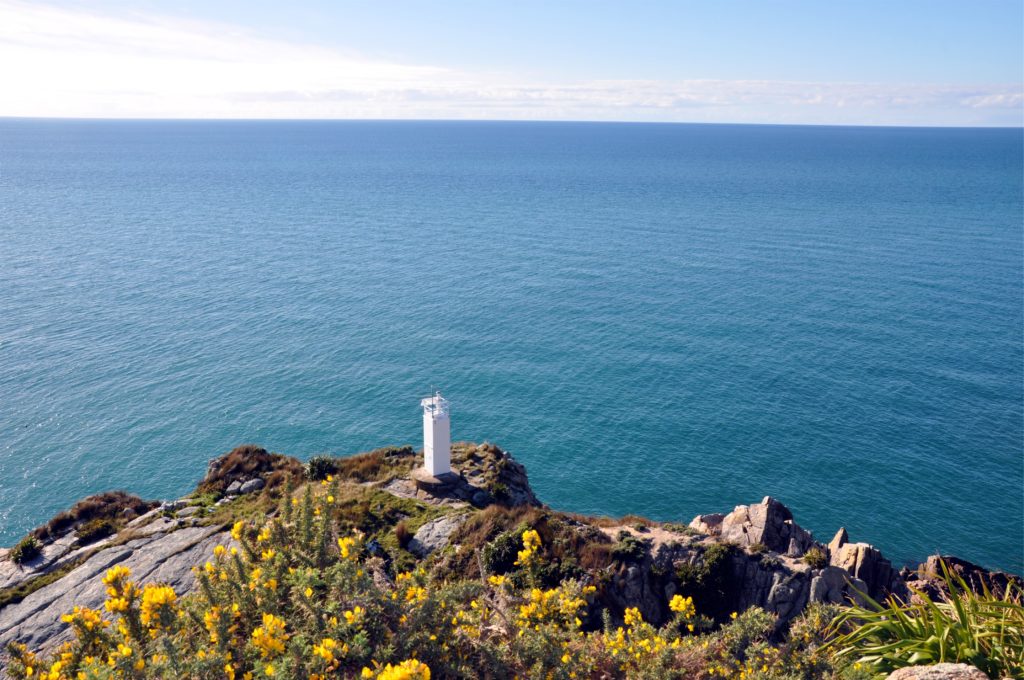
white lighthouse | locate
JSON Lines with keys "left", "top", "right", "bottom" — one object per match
{"left": 421, "top": 391, "right": 451, "bottom": 477}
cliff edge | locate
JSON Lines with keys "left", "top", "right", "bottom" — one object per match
{"left": 0, "top": 442, "right": 1017, "bottom": 667}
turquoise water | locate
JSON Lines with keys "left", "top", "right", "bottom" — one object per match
{"left": 0, "top": 120, "right": 1020, "bottom": 573}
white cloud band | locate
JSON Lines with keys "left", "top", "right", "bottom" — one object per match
{"left": 1, "top": 1, "right": 1020, "bottom": 125}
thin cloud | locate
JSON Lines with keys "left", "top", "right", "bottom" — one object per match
{"left": 0, "top": 1, "right": 1020, "bottom": 125}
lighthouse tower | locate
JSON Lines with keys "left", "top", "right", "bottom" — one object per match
{"left": 421, "top": 391, "right": 451, "bottom": 477}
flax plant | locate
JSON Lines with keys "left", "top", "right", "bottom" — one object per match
{"left": 828, "top": 559, "right": 1024, "bottom": 678}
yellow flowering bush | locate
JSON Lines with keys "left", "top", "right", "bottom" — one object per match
{"left": 3, "top": 478, "right": 872, "bottom": 679}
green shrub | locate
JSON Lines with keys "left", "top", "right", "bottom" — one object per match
{"left": 75, "top": 519, "right": 116, "bottom": 545}
{"left": 803, "top": 547, "right": 828, "bottom": 569}
{"left": 305, "top": 455, "right": 338, "bottom": 481}
{"left": 748, "top": 542, "right": 767, "bottom": 555}
{"left": 190, "top": 491, "right": 220, "bottom": 507}
{"left": 676, "top": 542, "right": 739, "bottom": 622}
{"left": 9, "top": 536, "right": 41, "bottom": 564}
{"left": 611, "top": 532, "right": 649, "bottom": 563}
{"left": 483, "top": 526, "right": 524, "bottom": 574}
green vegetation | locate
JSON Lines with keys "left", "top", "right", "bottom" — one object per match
{"left": 31, "top": 491, "right": 156, "bottom": 544}
{"left": 675, "top": 542, "right": 739, "bottom": 622}
{"left": 3, "top": 486, "right": 865, "bottom": 680}
{"left": 803, "top": 547, "right": 828, "bottom": 570}
{"left": 73, "top": 519, "right": 116, "bottom": 546}
{"left": 305, "top": 455, "right": 338, "bottom": 481}
{"left": 3, "top": 443, "right": 1019, "bottom": 680}
{"left": 8, "top": 536, "right": 41, "bottom": 565}
{"left": 610, "top": 530, "right": 649, "bottom": 563}
{"left": 0, "top": 560, "right": 82, "bottom": 610}
{"left": 829, "top": 560, "right": 1024, "bottom": 678}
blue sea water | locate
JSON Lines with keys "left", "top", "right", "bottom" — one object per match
{"left": 0, "top": 120, "right": 1020, "bottom": 573}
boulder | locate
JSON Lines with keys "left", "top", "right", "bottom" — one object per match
{"left": 885, "top": 663, "right": 988, "bottom": 680}
{"left": 225, "top": 481, "right": 242, "bottom": 494}
{"left": 718, "top": 497, "right": 816, "bottom": 556}
{"left": 407, "top": 516, "right": 466, "bottom": 558}
{"left": 239, "top": 478, "right": 265, "bottom": 495}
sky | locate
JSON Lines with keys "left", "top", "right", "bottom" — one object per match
{"left": 0, "top": 0, "right": 1021, "bottom": 126}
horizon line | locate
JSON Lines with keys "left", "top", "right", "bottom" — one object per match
{"left": 2, "top": 115, "right": 1022, "bottom": 131}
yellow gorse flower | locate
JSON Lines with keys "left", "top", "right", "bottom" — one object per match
{"left": 372, "top": 658, "right": 431, "bottom": 680}
{"left": 669, "top": 594, "right": 695, "bottom": 618}
{"left": 251, "top": 612, "right": 289, "bottom": 658}
{"left": 343, "top": 606, "right": 365, "bottom": 626}
{"left": 312, "top": 637, "right": 347, "bottom": 664}
{"left": 337, "top": 536, "right": 356, "bottom": 559}
{"left": 139, "top": 584, "right": 178, "bottom": 631}
{"left": 514, "top": 528, "right": 542, "bottom": 567}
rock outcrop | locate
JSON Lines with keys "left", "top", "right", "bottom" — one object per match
{"left": 0, "top": 441, "right": 1016, "bottom": 671}
{"left": 827, "top": 526, "right": 904, "bottom": 599}
{"left": 695, "top": 497, "right": 817, "bottom": 557}
{"left": 0, "top": 522, "right": 229, "bottom": 657}
{"left": 688, "top": 498, "right": 909, "bottom": 619}
{"left": 904, "top": 554, "right": 1023, "bottom": 602}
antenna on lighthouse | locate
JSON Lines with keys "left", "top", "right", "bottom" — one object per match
{"left": 420, "top": 390, "right": 451, "bottom": 477}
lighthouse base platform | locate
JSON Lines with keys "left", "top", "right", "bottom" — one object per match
{"left": 411, "top": 467, "right": 461, "bottom": 493}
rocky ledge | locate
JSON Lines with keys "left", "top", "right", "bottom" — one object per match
{"left": 0, "top": 442, "right": 1017, "bottom": 668}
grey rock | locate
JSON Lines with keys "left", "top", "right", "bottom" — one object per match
{"left": 830, "top": 540, "right": 902, "bottom": 599}
{"left": 605, "top": 562, "right": 663, "bottom": 625}
{"left": 0, "top": 533, "right": 79, "bottom": 591}
{"left": 809, "top": 566, "right": 851, "bottom": 604}
{"left": 908, "top": 554, "right": 1023, "bottom": 601}
{"left": 719, "top": 497, "right": 817, "bottom": 557}
{"left": 239, "top": 478, "right": 265, "bottom": 495}
{"left": 885, "top": 663, "right": 988, "bottom": 680}
{"left": 160, "top": 500, "right": 187, "bottom": 512}
{"left": 0, "top": 524, "right": 229, "bottom": 662}
{"left": 126, "top": 509, "right": 160, "bottom": 528}
{"left": 176, "top": 506, "right": 201, "bottom": 518}
{"left": 407, "top": 516, "right": 465, "bottom": 558}
{"left": 828, "top": 527, "right": 848, "bottom": 556}
{"left": 765, "top": 571, "right": 809, "bottom": 620}
{"left": 225, "top": 480, "right": 242, "bottom": 494}
{"left": 688, "top": 513, "right": 724, "bottom": 536}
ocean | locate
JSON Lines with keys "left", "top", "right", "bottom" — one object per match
{"left": 0, "top": 119, "right": 1020, "bottom": 573}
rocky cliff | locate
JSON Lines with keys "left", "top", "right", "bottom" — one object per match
{"left": 0, "top": 442, "right": 1017, "bottom": 665}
